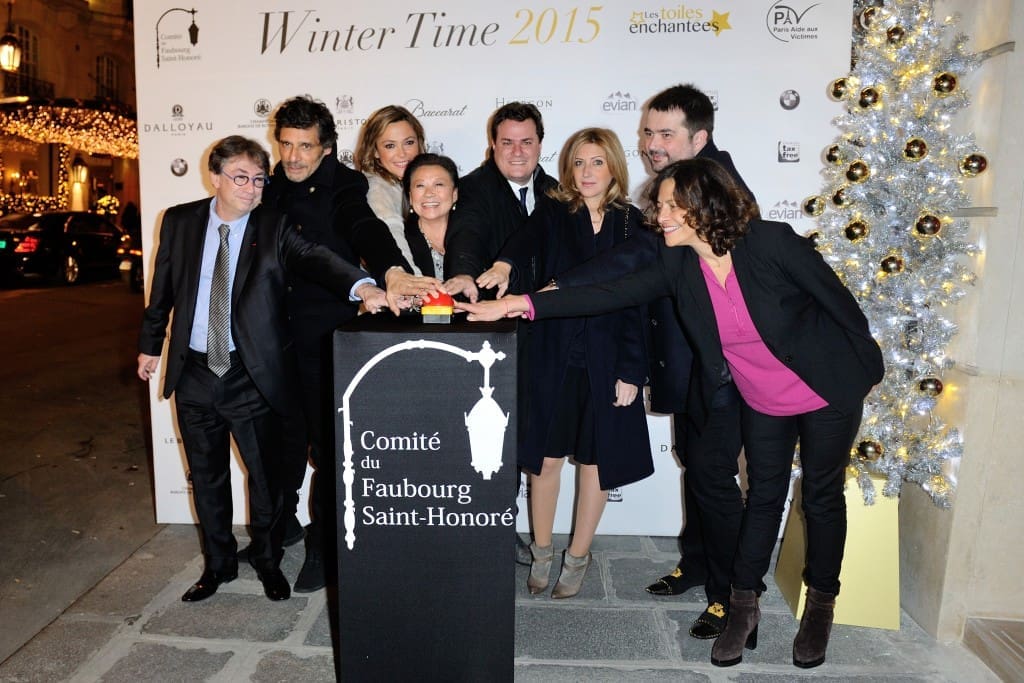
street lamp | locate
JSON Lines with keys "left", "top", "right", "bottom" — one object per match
{"left": 155, "top": 7, "right": 199, "bottom": 69}
{"left": 0, "top": 0, "right": 21, "bottom": 74}
{"left": 71, "top": 155, "right": 88, "bottom": 184}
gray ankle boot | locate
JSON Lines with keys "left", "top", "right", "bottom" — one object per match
{"left": 710, "top": 587, "right": 760, "bottom": 667}
{"left": 527, "top": 542, "right": 553, "bottom": 595}
{"left": 792, "top": 587, "right": 836, "bottom": 668}
{"left": 552, "top": 550, "right": 591, "bottom": 599}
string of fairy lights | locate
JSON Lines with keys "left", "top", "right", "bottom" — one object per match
{"left": 803, "top": 0, "right": 992, "bottom": 507}
{"left": 0, "top": 99, "right": 136, "bottom": 214}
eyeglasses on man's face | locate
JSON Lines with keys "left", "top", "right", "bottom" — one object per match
{"left": 221, "top": 171, "right": 269, "bottom": 188}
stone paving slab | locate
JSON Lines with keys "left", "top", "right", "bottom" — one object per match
{"left": 515, "top": 605, "right": 668, "bottom": 661}
{"left": 96, "top": 643, "right": 231, "bottom": 683}
{"left": 250, "top": 650, "right": 335, "bottom": 683}
{"left": 141, "top": 593, "right": 309, "bottom": 642}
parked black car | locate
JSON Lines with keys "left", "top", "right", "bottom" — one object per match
{"left": 0, "top": 211, "right": 131, "bottom": 285}
{"left": 119, "top": 235, "right": 144, "bottom": 293}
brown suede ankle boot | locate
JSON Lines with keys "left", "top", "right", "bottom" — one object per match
{"left": 792, "top": 586, "right": 836, "bottom": 668}
{"left": 710, "top": 587, "right": 760, "bottom": 667}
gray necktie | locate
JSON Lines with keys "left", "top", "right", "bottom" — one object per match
{"left": 207, "top": 224, "right": 231, "bottom": 377}
{"left": 518, "top": 186, "right": 529, "bottom": 212}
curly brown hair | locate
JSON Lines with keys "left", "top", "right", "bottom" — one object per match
{"left": 644, "top": 158, "right": 759, "bottom": 256}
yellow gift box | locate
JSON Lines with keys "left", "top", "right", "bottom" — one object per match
{"left": 775, "top": 472, "right": 900, "bottom": 630}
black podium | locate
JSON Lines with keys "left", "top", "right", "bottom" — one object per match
{"left": 333, "top": 317, "right": 518, "bottom": 682}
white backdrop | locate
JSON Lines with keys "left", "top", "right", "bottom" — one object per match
{"left": 135, "top": 0, "right": 852, "bottom": 534}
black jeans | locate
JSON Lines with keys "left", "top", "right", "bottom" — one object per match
{"left": 681, "top": 382, "right": 743, "bottom": 604}
{"left": 732, "top": 401, "right": 862, "bottom": 596}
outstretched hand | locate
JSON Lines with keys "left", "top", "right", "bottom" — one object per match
{"left": 385, "top": 268, "right": 443, "bottom": 315}
{"left": 454, "top": 294, "right": 530, "bottom": 322}
{"left": 476, "top": 262, "right": 512, "bottom": 298}
{"left": 443, "top": 274, "right": 479, "bottom": 303}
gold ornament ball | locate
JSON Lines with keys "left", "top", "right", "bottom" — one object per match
{"left": 805, "top": 230, "right": 823, "bottom": 247}
{"left": 802, "top": 195, "right": 826, "bottom": 217}
{"left": 856, "top": 440, "right": 884, "bottom": 461}
{"left": 918, "top": 377, "right": 944, "bottom": 396}
{"left": 914, "top": 214, "right": 942, "bottom": 237}
{"left": 832, "top": 186, "right": 852, "bottom": 207}
{"left": 880, "top": 254, "right": 905, "bottom": 274}
{"left": 903, "top": 137, "right": 929, "bottom": 161}
{"left": 933, "top": 72, "right": 958, "bottom": 96}
{"left": 886, "top": 25, "right": 906, "bottom": 45}
{"left": 959, "top": 153, "right": 988, "bottom": 177}
{"left": 858, "top": 87, "right": 880, "bottom": 109}
{"left": 859, "top": 7, "right": 880, "bottom": 29}
{"left": 844, "top": 220, "right": 869, "bottom": 241}
{"left": 825, "top": 144, "right": 844, "bottom": 165}
{"left": 846, "top": 160, "right": 871, "bottom": 183}
{"left": 828, "top": 78, "right": 849, "bottom": 101}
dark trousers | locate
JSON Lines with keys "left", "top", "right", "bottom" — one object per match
{"left": 732, "top": 401, "right": 862, "bottom": 596}
{"left": 679, "top": 382, "right": 743, "bottom": 604}
{"left": 174, "top": 352, "right": 285, "bottom": 573}
{"left": 282, "top": 336, "right": 335, "bottom": 550}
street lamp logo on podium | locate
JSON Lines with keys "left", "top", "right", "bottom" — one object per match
{"left": 339, "top": 339, "right": 509, "bottom": 550}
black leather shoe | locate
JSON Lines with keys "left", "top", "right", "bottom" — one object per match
{"left": 254, "top": 567, "right": 291, "bottom": 601}
{"left": 181, "top": 568, "right": 238, "bottom": 602}
{"left": 645, "top": 566, "right": 706, "bottom": 596}
{"left": 515, "top": 533, "right": 532, "bottom": 566}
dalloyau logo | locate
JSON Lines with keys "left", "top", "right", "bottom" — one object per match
{"left": 155, "top": 7, "right": 201, "bottom": 67}
{"left": 767, "top": 199, "right": 804, "bottom": 220}
{"left": 628, "top": 6, "right": 733, "bottom": 36}
{"left": 142, "top": 104, "right": 214, "bottom": 137}
{"left": 603, "top": 91, "right": 638, "bottom": 114}
{"left": 766, "top": 1, "right": 822, "bottom": 43}
{"left": 404, "top": 98, "right": 468, "bottom": 119}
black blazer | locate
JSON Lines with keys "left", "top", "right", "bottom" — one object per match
{"left": 444, "top": 157, "right": 557, "bottom": 283}
{"left": 138, "top": 199, "right": 367, "bottom": 415}
{"left": 533, "top": 220, "right": 884, "bottom": 430}
{"left": 261, "top": 154, "right": 411, "bottom": 343}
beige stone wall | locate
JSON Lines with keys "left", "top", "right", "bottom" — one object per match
{"left": 898, "top": 0, "right": 1024, "bottom": 640}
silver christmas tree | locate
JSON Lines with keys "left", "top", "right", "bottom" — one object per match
{"left": 803, "top": 0, "right": 986, "bottom": 506}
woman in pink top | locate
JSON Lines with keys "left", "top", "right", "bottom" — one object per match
{"left": 457, "top": 158, "right": 884, "bottom": 670}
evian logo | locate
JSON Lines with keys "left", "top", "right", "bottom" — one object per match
{"left": 767, "top": 199, "right": 804, "bottom": 220}
{"left": 155, "top": 7, "right": 201, "bottom": 67}
{"left": 766, "top": 1, "right": 821, "bottom": 43}
{"left": 603, "top": 91, "right": 638, "bottom": 113}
